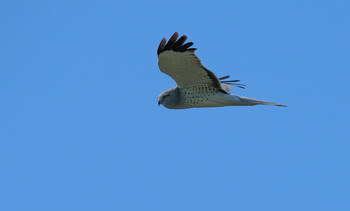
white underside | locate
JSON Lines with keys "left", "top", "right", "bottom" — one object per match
{"left": 182, "top": 93, "right": 252, "bottom": 108}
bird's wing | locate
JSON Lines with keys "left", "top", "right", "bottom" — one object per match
{"left": 157, "top": 32, "right": 226, "bottom": 93}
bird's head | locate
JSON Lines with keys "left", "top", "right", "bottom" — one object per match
{"left": 158, "top": 88, "right": 179, "bottom": 108}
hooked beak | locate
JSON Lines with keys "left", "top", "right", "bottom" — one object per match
{"left": 158, "top": 99, "right": 161, "bottom": 106}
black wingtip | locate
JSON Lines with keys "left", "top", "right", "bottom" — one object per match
{"left": 219, "top": 75, "right": 231, "bottom": 80}
{"left": 157, "top": 32, "right": 197, "bottom": 55}
{"left": 164, "top": 32, "right": 179, "bottom": 51}
{"left": 220, "top": 75, "right": 246, "bottom": 89}
{"left": 157, "top": 38, "right": 167, "bottom": 55}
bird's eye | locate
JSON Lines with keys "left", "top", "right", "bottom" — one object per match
{"left": 163, "top": 95, "right": 170, "bottom": 99}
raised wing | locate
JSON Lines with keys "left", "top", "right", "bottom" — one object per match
{"left": 157, "top": 32, "right": 226, "bottom": 93}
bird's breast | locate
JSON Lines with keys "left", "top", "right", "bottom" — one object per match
{"left": 179, "top": 85, "right": 223, "bottom": 108}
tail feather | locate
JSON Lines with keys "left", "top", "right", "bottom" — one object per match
{"left": 237, "top": 96, "right": 287, "bottom": 107}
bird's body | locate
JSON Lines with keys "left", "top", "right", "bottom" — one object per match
{"left": 157, "top": 32, "right": 286, "bottom": 109}
{"left": 159, "top": 86, "right": 281, "bottom": 109}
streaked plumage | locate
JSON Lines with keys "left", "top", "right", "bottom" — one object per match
{"left": 157, "top": 32, "right": 286, "bottom": 109}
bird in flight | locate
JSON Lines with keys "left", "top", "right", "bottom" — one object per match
{"left": 157, "top": 32, "right": 286, "bottom": 109}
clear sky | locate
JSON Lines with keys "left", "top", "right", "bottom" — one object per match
{"left": 1, "top": 0, "right": 349, "bottom": 210}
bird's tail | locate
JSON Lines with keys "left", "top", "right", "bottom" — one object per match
{"left": 237, "top": 96, "right": 287, "bottom": 107}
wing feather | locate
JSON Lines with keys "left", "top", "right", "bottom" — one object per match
{"left": 172, "top": 35, "right": 187, "bottom": 50}
{"left": 157, "top": 38, "right": 167, "bottom": 55}
{"left": 157, "top": 32, "right": 225, "bottom": 92}
{"left": 164, "top": 32, "right": 179, "bottom": 51}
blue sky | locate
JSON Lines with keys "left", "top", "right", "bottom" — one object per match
{"left": 1, "top": 0, "right": 349, "bottom": 210}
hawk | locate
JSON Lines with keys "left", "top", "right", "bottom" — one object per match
{"left": 157, "top": 32, "right": 286, "bottom": 109}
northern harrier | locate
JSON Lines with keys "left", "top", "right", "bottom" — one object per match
{"left": 157, "top": 32, "right": 286, "bottom": 109}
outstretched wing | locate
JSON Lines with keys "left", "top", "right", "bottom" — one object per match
{"left": 157, "top": 32, "right": 226, "bottom": 93}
